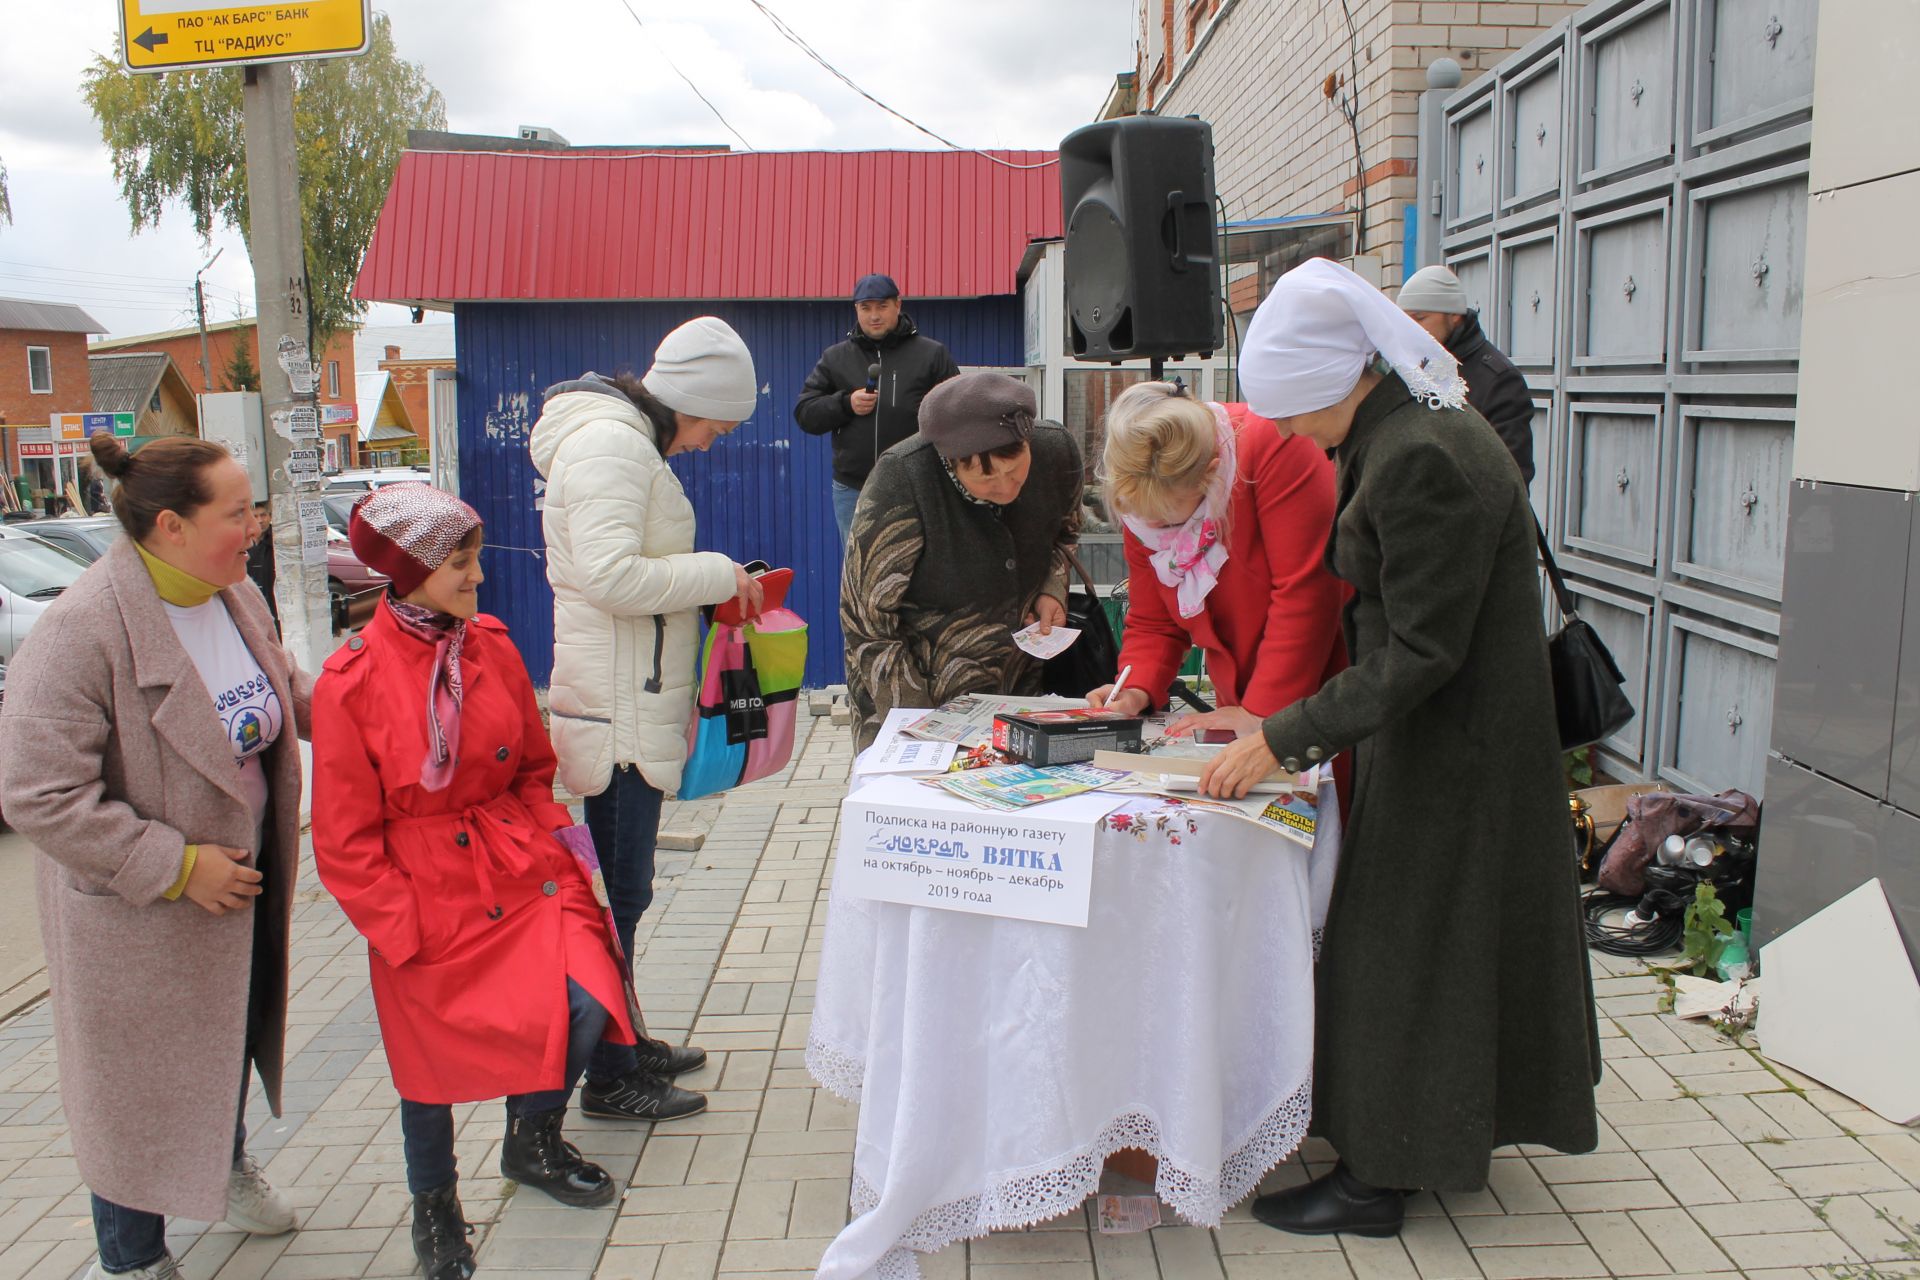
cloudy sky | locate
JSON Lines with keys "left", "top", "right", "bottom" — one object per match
{"left": 0, "top": 0, "right": 1135, "bottom": 343}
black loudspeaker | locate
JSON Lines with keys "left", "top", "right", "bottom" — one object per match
{"left": 1060, "top": 115, "right": 1224, "bottom": 362}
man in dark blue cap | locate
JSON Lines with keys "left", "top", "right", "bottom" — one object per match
{"left": 795, "top": 272, "right": 962, "bottom": 542}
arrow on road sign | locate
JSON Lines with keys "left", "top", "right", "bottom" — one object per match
{"left": 132, "top": 27, "right": 167, "bottom": 52}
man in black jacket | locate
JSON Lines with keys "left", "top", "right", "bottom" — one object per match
{"left": 1398, "top": 265, "right": 1537, "bottom": 485}
{"left": 794, "top": 273, "right": 962, "bottom": 542}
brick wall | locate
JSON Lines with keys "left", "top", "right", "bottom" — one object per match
{"left": 1139, "top": 0, "right": 1580, "bottom": 285}
{"left": 0, "top": 331, "right": 93, "bottom": 428}
{"left": 94, "top": 325, "right": 358, "bottom": 416}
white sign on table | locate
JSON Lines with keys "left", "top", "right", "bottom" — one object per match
{"left": 836, "top": 775, "right": 1121, "bottom": 928}
{"left": 865, "top": 736, "right": 958, "bottom": 775}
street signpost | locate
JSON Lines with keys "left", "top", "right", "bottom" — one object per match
{"left": 119, "top": 0, "right": 370, "bottom": 73}
{"left": 118, "top": 1, "right": 371, "bottom": 668}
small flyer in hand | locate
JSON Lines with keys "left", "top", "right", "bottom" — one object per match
{"left": 1011, "top": 621, "right": 1082, "bottom": 659}
{"left": 922, "top": 762, "right": 1129, "bottom": 813}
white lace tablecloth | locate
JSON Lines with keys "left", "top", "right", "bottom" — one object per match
{"left": 806, "top": 784, "right": 1341, "bottom": 1280}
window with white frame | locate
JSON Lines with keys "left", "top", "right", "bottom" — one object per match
{"left": 26, "top": 346, "right": 52, "bottom": 394}
{"left": 1143, "top": 0, "right": 1168, "bottom": 85}
{"left": 327, "top": 360, "right": 341, "bottom": 398}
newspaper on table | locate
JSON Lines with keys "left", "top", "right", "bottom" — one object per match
{"left": 900, "top": 693, "right": 1088, "bottom": 749}
{"left": 920, "top": 762, "right": 1129, "bottom": 813}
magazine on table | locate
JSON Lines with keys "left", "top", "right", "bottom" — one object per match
{"left": 1093, "top": 757, "right": 1330, "bottom": 850}
{"left": 920, "top": 762, "right": 1130, "bottom": 813}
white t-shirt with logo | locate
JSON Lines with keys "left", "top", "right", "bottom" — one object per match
{"left": 162, "top": 596, "right": 283, "bottom": 823}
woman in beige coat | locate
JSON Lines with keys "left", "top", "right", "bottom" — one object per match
{"left": 0, "top": 433, "right": 312, "bottom": 1280}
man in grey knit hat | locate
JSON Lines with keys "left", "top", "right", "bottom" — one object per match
{"left": 1399, "top": 265, "right": 1536, "bottom": 485}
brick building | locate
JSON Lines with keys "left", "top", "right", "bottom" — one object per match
{"left": 1134, "top": 0, "right": 1581, "bottom": 285}
{"left": 91, "top": 316, "right": 359, "bottom": 420}
{"left": 0, "top": 298, "right": 104, "bottom": 499}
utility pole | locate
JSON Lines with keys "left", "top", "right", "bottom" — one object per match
{"left": 241, "top": 62, "right": 330, "bottom": 671}
{"left": 194, "top": 246, "right": 223, "bottom": 393}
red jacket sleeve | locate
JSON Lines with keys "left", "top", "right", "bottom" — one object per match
{"left": 311, "top": 669, "right": 424, "bottom": 966}
{"left": 1117, "top": 528, "right": 1194, "bottom": 709}
{"left": 1237, "top": 429, "right": 1345, "bottom": 718}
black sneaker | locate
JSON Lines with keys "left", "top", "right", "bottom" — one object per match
{"left": 579, "top": 1069, "right": 708, "bottom": 1122}
{"left": 633, "top": 1035, "right": 708, "bottom": 1077}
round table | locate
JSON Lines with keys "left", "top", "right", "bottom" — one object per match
{"left": 806, "top": 784, "right": 1340, "bottom": 1280}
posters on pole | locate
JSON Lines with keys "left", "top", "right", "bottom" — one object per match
{"left": 297, "top": 499, "right": 329, "bottom": 566}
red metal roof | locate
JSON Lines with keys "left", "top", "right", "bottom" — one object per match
{"left": 354, "top": 148, "right": 1062, "bottom": 305}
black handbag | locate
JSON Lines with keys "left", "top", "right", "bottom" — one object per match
{"left": 1536, "top": 519, "right": 1635, "bottom": 751}
{"left": 1040, "top": 547, "right": 1121, "bottom": 698}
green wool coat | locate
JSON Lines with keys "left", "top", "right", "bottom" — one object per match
{"left": 1261, "top": 374, "right": 1601, "bottom": 1192}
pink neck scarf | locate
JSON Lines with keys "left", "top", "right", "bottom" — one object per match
{"left": 1120, "top": 403, "right": 1237, "bottom": 619}
{"left": 384, "top": 596, "right": 468, "bottom": 791}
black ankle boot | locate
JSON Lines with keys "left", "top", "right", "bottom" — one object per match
{"left": 500, "top": 1109, "right": 616, "bottom": 1207}
{"left": 410, "top": 1181, "right": 476, "bottom": 1280}
{"left": 1251, "top": 1162, "right": 1407, "bottom": 1237}
{"left": 633, "top": 1035, "right": 708, "bottom": 1077}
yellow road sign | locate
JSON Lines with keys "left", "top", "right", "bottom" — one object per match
{"left": 120, "top": 0, "right": 370, "bottom": 73}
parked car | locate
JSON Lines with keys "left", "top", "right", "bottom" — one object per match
{"left": 323, "top": 466, "right": 430, "bottom": 494}
{"left": 13, "top": 516, "right": 121, "bottom": 563}
{"left": 0, "top": 535, "right": 88, "bottom": 661}
{"left": 328, "top": 529, "right": 389, "bottom": 601}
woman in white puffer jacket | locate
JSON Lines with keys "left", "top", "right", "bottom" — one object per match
{"left": 529, "top": 317, "right": 763, "bottom": 1123}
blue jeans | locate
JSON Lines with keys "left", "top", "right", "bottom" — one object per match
{"left": 398, "top": 979, "right": 609, "bottom": 1195}
{"left": 831, "top": 479, "right": 862, "bottom": 544}
{"left": 92, "top": 1076, "right": 249, "bottom": 1273}
{"left": 583, "top": 765, "right": 663, "bottom": 1083}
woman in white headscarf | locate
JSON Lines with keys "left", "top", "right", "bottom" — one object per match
{"left": 1200, "top": 259, "right": 1598, "bottom": 1236}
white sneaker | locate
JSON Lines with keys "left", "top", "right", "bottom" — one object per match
{"left": 224, "top": 1154, "right": 296, "bottom": 1235}
{"left": 86, "top": 1256, "right": 182, "bottom": 1279}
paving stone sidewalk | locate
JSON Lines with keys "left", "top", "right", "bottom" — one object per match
{"left": 0, "top": 712, "right": 1916, "bottom": 1279}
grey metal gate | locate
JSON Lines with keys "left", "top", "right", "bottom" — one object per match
{"left": 1435, "top": 0, "right": 1815, "bottom": 795}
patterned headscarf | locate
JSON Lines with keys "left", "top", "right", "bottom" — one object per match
{"left": 350, "top": 484, "right": 482, "bottom": 792}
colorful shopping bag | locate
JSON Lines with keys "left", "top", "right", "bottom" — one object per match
{"left": 679, "top": 567, "right": 807, "bottom": 801}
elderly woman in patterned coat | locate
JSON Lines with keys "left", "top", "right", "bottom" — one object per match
{"left": 840, "top": 371, "right": 1082, "bottom": 749}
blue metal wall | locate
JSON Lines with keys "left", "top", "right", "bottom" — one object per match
{"left": 453, "top": 298, "right": 1025, "bottom": 688}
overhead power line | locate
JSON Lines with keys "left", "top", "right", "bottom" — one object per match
{"left": 741, "top": 0, "right": 1059, "bottom": 170}
{"left": 613, "top": 0, "right": 757, "bottom": 152}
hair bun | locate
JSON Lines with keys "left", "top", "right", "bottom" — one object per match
{"left": 88, "top": 432, "right": 134, "bottom": 478}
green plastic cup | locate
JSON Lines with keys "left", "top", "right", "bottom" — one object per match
{"left": 1736, "top": 907, "right": 1753, "bottom": 943}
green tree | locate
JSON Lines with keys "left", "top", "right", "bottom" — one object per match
{"left": 82, "top": 13, "right": 444, "bottom": 344}
{"left": 223, "top": 333, "right": 261, "bottom": 392}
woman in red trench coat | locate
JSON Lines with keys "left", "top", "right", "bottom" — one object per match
{"left": 1088, "top": 383, "right": 1347, "bottom": 743}
{"left": 313, "top": 485, "right": 693, "bottom": 1280}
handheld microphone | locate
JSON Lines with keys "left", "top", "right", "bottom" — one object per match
{"left": 866, "top": 363, "right": 880, "bottom": 392}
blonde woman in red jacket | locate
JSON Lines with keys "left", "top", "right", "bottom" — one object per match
{"left": 1088, "top": 382, "right": 1347, "bottom": 736}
